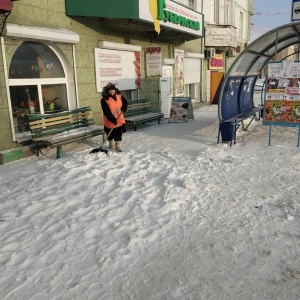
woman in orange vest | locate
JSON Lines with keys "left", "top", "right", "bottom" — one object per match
{"left": 101, "top": 82, "right": 128, "bottom": 152}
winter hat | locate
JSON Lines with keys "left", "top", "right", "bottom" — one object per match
{"left": 106, "top": 82, "right": 116, "bottom": 91}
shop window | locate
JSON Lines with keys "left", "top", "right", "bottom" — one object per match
{"left": 9, "top": 42, "right": 65, "bottom": 79}
{"left": 185, "top": 83, "right": 200, "bottom": 102}
{"left": 120, "top": 89, "right": 138, "bottom": 101}
{"left": 8, "top": 41, "right": 69, "bottom": 141}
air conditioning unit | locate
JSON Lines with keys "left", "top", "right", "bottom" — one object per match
{"left": 205, "top": 48, "right": 216, "bottom": 59}
{"left": 227, "top": 49, "right": 237, "bottom": 57}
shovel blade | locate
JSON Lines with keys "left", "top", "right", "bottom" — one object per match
{"left": 90, "top": 147, "right": 108, "bottom": 154}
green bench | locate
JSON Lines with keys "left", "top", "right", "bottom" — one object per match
{"left": 124, "top": 99, "right": 164, "bottom": 131}
{"left": 27, "top": 106, "right": 104, "bottom": 158}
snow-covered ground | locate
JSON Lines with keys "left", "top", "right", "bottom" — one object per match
{"left": 1, "top": 99, "right": 300, "bottom": 300}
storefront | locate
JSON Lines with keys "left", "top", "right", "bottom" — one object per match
{"left": 0, "top": 0, "right": 204, "bottom": 157}
{"left": 204, "top": 25, "right": 237, "bottom": 104}
{"left": 2, "top": 24, "right": 79, "bottom": 142}
{"left": 66, "top": 0, "right": 204, "bottom": 115}
{"left": 183, "top": 52, "right": 204, "bottom": 103}
{"left": 207, "top": 54, "right": 225, "bottom": 105}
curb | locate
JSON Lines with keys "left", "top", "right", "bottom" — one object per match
{"left": 0, "top": 145, "right": 34, "bottom": 164}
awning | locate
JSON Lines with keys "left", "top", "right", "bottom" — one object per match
{"left": 3, "top": 23, "right": 80, "bottom": 44}
{"left": 65, "top": 0, "right": 204, "bottom": 42}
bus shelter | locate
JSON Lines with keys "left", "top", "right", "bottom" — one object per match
{"left": 218, "top": 21, "right": 300, "bottom": 123}
{"left": 218, "top": 21, "right": 300, "bottom": 145}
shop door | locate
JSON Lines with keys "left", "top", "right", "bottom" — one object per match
{"left": 160, "top": 65, "right": 173, "bottom": 117}
{"left": 210, "top": 72, "right": 224, "bottom": 105}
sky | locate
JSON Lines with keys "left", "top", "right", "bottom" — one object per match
{"left": 251, "top": 0, "right": 292, "bottom": 41}
{"left": 1, "top": 94, "right": 300, "bottom": 299}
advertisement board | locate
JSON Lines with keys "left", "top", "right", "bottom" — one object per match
{"left": 175, "top": 49, "right": 184, "bottom": 96}
{"left": 94, "top": 48, "right": 141, "bottom": 92}
{"left": 169, "top": 97, "right": 194, "bottom": 122}
{"left": 263, "top": 61, "right": 300, "bottom": 126}
{"left": 145, "top": 47, "right": 162, "bottom": 77}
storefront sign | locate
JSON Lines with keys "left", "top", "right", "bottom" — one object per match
{"left": 209, "top": 54, "right": 223, "bottom": 70}
{"left": 94, "top": 48, "right": 141, "bottom": 91}
{"left": 205, "top": 26, "right": 237, "bottom": 48}
{"left": 175, "top": 49, "right": 184, "bottom": 96}
{"left": 264, "top": 61, "right": 300, "bottom": 126}
{"left": 0, "top": 0, "right": 12, "bottom": 12}
{"left": 139, "top": 0, "right": 203, "bottom": 36}
{"left": 157, "top": 0, "right": 200, "bottom": 31}
{"left": 145, "top": 47, "right": 162, "bottom": 77}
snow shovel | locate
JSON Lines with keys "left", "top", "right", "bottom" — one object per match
{"left": 90, "top": 112, "right": 123, "bottom": 154}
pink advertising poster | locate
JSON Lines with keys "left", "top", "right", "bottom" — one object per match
{"left": 175, "top": 49, "right": 184, "bottom": 96}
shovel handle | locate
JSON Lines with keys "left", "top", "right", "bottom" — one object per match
{"left": 106, "top": 112, "right": 123, "bottom": 139}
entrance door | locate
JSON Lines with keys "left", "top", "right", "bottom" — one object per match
{"left": 160, "top": 65, "right": 173, "bottom": 117}
{"left": 210, "top": 71, "right": 224, "bottom": 105}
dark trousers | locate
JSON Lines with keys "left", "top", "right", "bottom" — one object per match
{"left": 104, "top": 126, "right": 123, "bottom": 141}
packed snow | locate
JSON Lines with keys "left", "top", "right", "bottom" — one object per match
{"left": 1, "top": 97, "right": 300, "bottom": 300}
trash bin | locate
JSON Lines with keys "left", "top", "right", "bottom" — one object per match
{"left": 219, "top": 122, "right": 235, "bottom": 144}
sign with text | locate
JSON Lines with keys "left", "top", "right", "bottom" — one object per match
{"left": 209, "top": 54, "right": 223, "bottom": 70}
{"left": 139, "top": 0, "right": 203, "bottom": 36}
{"left": 169, "top": 97, "right": 194, "bottom": 122}
{"left": 292, "top": 0, "right": 300, "bottom": 21}
{"left": 145, "top": 47, "right": 162, "bottom": 77}
{"left": 205, "top": 26, "right": 237, "bottom": 48}
{"left": 264, "top": 61, "right": 300, "bottom": 126}
{"left": 175, "top": 49, "right": 184, "bottom": 96}
{"left": 94, "top": 48, "right": 140, "bottom": 92}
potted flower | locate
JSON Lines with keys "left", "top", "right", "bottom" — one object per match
{"left": 44, "top": 99, "right": 54, "bottom": 111}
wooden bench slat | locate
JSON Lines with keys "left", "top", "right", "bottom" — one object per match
{"left": 124, "top": 99, "right": 164, "bottom": 131}
{"left": 126, "top": 112, "right": 164, "bottom": 121}
{"left": 29, "top": 111, "right": 93, "bottom": 125}
{"left": 30, "top": 117, "right": 95, "bottom": 130}
{"left": 28, "top": 106, "right": 104, "bottom": 158}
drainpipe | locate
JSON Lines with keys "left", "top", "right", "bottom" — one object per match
{"left": 72, "top": 44, "right": 79, "bottom": 108}
{"left": 1, "top": 36, "right": 15, "bottom": 141}
{"left": 200, "top": 0, "right": 205, "bottom": 104}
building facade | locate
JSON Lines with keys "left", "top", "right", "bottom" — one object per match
{"left": 0, "top": 0, "right": 253, "bottom": 157}
{"left": 203, "top": 0, "right": 252, "bottom": 104}
{"left": 0, "top": 0, "right": 206, "bottom": 154}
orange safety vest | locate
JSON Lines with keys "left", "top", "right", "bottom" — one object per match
{"left": 103, "top": 94, "right": 125, "bottom": 129}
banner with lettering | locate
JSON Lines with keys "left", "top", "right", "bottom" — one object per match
{"left": 145, "top": 47, "right": 162, "bottom": 77}
{"left": 94, "top": 48, "right": 141, "bottom": 92}
{"left": 169, "top": 97, "right": 194, "bottom": 122}
{"left": 209, "top": 54, "right": 223, "bottom": 70}
{"left": 175, "top": 49, "right": 184, "bottom": 96}
{"left": 263, "top": 60, "right": 300, "bottom": 126}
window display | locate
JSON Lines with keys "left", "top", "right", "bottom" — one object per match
{"left": 8, "top": 41, "right": 69, "bottom": 141}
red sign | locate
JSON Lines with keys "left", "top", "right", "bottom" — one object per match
{"left": 209, "top": 54, "right": 223, "bottom": 70}
{"left": 0, "top": 0, "right": 12, "bottom": 12}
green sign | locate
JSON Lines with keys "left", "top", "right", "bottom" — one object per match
{"left": 157, "top": 0, "right": 200, "bottom": 31}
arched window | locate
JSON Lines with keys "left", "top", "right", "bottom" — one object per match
{"left": 8, "top": 41, "right": 71, "bottom": 140}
